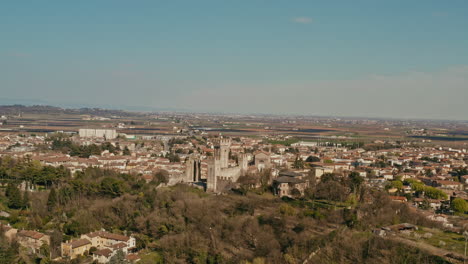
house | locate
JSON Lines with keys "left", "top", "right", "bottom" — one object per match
{"left": 402, "top": 185, "right": 413, "bottom": 194}
{"left": 0, "top": 224, "right": 17, "bottom": 242}
{"left": 354, "top": 170, "right": 367, "bottom": 178}
{"left": 110, "top": 242, "right": 129, "bottom": 254}
{"left": 382, "top": 174, "right": 394, "bottom": 180}
{"left": 434, "top": 180, "right": 463, "bottom": 191}
{"left": 273, "top": 171, "right": 309, "bottom": 198}
{"left": 61, "top": 238, "right": 92, "bottom": 259}
{"left": 428, "top": 214, "right": 449, "bottom": 224}
{"left": 254, "top": 151, "right": 271, "bottom": 171}
{"left": 62, "top": 230, "right": 136, "bottom": 260}
{"left": 413, "top": 198, "right": 442, "bottom": 210}
{"left": 93, "top": 248, "right": 115, "bottom": 263}
{"left": 16, "top": 230, "right": 50, "bottom": 254}
{"left": 461, "top": 175, "right": 468, "bottom": 184}
{"left": 310, "top": 166, "right": 334, "bottom": 180}
{"left": 389, "top": 196, "right": 407, "bottom": 203}
{"left": 81, "top": 230, "right": 136, "bottom": 256}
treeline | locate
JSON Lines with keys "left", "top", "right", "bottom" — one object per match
{"left": 5, "top": 183, "right": 30, "bottom": 209}
{"left": 0, "top": 104, "right": 140, "bottom": 117}
{"left": 363, "top": 142, "right": 402, "bottom": 151}
{"left": 0, "top": 232, "right": 19, "bottom": 263}
{"left": 49, "top": 135, "right": 129, "bottom": 158}
{"left": 404, "top": 179, "right": 448, "bottom": 200}
{"left": 0, "top": 156, "right": 69, "bottom": 187}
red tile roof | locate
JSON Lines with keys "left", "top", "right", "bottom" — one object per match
{"left": 93, "top": 248, "right": 113, "bottom": 257}
{"left": 69, "top": 238, "right": 91, "bottom": 249}
{"left": 17, "top": 230, "right": 45, "bottom": 240}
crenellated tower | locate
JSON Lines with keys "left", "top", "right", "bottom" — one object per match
{"left": 219, "top": 138, "right": 231, "bottom": 169}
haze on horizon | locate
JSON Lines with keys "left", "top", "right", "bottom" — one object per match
{"left": 1, "top": 1, "right": 467, "bottom": 120}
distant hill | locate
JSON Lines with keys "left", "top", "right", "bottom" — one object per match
{"left": 0, "top": 104, "right": 143, "bottom": 117}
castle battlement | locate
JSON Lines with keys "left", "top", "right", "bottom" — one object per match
{"left": 219, "top": 138, "right": 231, "bottom": 146}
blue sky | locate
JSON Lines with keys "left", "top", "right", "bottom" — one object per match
{"left": 1, "top": 1, "right": 467, "bottom": 119}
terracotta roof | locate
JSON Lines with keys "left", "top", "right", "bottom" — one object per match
{"left": 126, "top": 254, "right": 141, "bottom": 261}
{"left": 389, "top": 196, "right": 407, "bottom": 201}
{"left": 275, "top": 176, "right": 305, "bottom": 184}
{"left": 254, "top": 150, "right": 270, "bottom": 156}
{"left": 278, "top": 171, "right": 302, "bottom": 177}
{"left": 111, "top": 242, "right": 127, "bottom": 249}
{"left": 0, "top": 225, "right": 12, "bottom": 232}
{"left": 437, "top": 180, "right": 462, "bottom": 185}
{"left": 93, "top": 248, "right": 113, "bottom": 258}
{"left": 17, "top": 230, "right": 45, "bottom": 240}
{"left": 69, "top": 238, "right": 91, "bottom": 249}
{"left": 420, "top": 199, "right": 442, "bottom": 205}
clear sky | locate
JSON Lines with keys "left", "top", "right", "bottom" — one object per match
{"left": 1, "top": 1, "right": 467, "bottom": 120}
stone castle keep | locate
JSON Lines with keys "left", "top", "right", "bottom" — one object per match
{"left": 207, "top": 138, "right": 248, "bottom": 192}
{"left": 185, "top": 138, "right": 247, "bottom": 192}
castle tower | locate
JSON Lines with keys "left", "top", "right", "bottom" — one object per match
{"left": 238, "top": 153, "right": 248, "bottom": 173}
{"left": 207, "top": 156, "right": 220, "bottom": 192}
{"left": 185, "top": 154, "right": 201, "bottom": 182}
{"left": 219, "top": 138, "right": 231, "bottom": 169}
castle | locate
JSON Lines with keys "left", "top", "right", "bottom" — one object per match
{"left": 185, "top": 138, "right": 248, "bottom": 192}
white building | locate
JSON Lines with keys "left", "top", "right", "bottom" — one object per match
{"left": 79, "top": 129, "right": 117, "bottom": 139}
{"left": 291, "top": 141, "right": 318, "bottom": 147}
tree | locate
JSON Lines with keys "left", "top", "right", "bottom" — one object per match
{"left": 0, "top": 233, "right": 17, "bottom": 263}
{"left": 422, "top": 186, "right": 447, "bottom": 200}
{"left": 293, "top": 156, "right": 305, "bottom": 169}
{"left": 348, "top": 172, "right": 364, "bottom": 193}
{"left": 63, "top": 220, "right": 81, "bottom": 236}
{"left": 22, "top": 190, "right": 30, "bottom": 209}
{"left": 100, "top": 177, "right": 124, "bottom": 197}
{"left": 316, "top": 180, "right": 348, "bottom": 202}
{"left": 5, "top": 183, "right": 15, "bottom": 198}
{"left": 109, "top": 249, "right": 128, "bottom": 264}
{"left": 153, "top": 170, "right": 169, "bottom": 186}
{"left": 89, "top": 247, "right": 97, "bottom": 254}
{"left": 47, "top": 187, "right": 58, "bottom": 211}
{"left": 321, "top": 173, "right": 338, "bottom": 183}
{"left": 139, "top": 252, "right": 164, "bottom": 264}
{"left": 306, "top": 156, "right": 320, "bottom": 162}
{"left": 165, "top": 153, "right": 180, "bottom": 163}
{"left": 388, "top": 180, "right": 403, "bottom": 190}
{"left": 452, "top": 198, "right": 468, "bottom": 214}
{"left": 49, "top": 230, "right": 63, "bottom": 258}
{"left": 123, "top": 146, "right": 131, "bottom": 156}
{"left": 39, "top": 243, "right": 50, "bottom": 260}
{"left": 7, "top": 184, "right": 22, "bottom": 209}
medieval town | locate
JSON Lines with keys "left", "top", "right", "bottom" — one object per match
{"left": 0, "top": 107, "right": 467, "bottom": 263}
